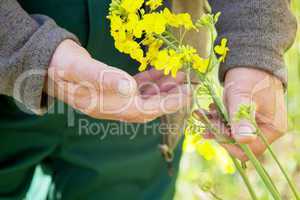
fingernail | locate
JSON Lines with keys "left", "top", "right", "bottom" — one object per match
{"left": 117, "top": 79, "right": 133, "bottom": 96}
{"left": 238, "top": 125, "right": 255, "bottom": 136}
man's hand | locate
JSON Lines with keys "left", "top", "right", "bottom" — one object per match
{"left": 222, "top": 67, "right": 288, "bottom": 160}
{"left": 198, "top": 67, "right": 287, "bottom": 161}
{"left": 46, "top": 40, "right": 192, "bottom": 123}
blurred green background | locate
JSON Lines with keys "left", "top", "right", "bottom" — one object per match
{"left": 175, "top": 1, "right": 300, "bottom": 200}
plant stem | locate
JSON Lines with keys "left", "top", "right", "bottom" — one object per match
{"left": 231, "top": 156, "right": 258, "bottom": 200}
{"left": 261, "top": 165, "right": 281, "bottom": 195}
{"left": 156, "top": 34, "right": 178, "bottom": 50}
{"left": 241, "top": 145, "right": 282, "bottom": 200}
{"left": 199, "top": 76, "right": 229, "bottom": 123}
{"left": 254, "top": 125, "right": 300, "bottom": 200}
{"left": 179, "top": 29, "right": 187, "bottom": 45}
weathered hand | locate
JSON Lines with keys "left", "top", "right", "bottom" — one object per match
{"left": 45, "top": 40, "right": 192, "bottom": 123}
{"left": 222, "top": 67, "right": 287, "bottom": 160}
{"left": 197, "top": 67, "right": 287, "bottom": 161}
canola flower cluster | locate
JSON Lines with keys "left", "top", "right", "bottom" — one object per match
{"left": 108, "top": 0, "right": 233, "bottom": 174}
{"left": 108, "top": 0, "right": 229, "bottom": 78}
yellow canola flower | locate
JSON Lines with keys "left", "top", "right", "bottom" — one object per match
{"left": 162, "top": 8, "right": 178, "bottom": 27}
{"left": 115, "top": 39, "right": 144, "bottom": 62}
{"left": 214, "top": 38, "right": 229, "bottom": 63}
{"left": 177, "top": 13, "right": 196, "bottom": 30}
{"left": 192, "top": 55, "right": 209, "bottom": 73}
{"left": 142, "top": 13, "right": 168, "bottom": 34}
{"left": 121, "top": 0, "right": 144, "bottom": 13}
{"left": 146, "top": 0, "right": 163, "bottom": 11}
{"left": 152, "top": 49, "right": 183, "bottom": 78}
{"left": 147, "top": 39, "right": 163, "bottom": 59}
{"left": 138, "top": 38, "right": 163, "bottom": 72}
{"left": 179, "top": 45, "right": 197, "bottom": 62}
{"left": 152, "top": 49, "right": 169, "bottom": 70}
{"left": 178, "top": 45, "right": 209, "bottom": 74}
{"left": 195, "top": 140, "right": 216, "bottom": 161}
{"left": 168, "top": 54, "right": 184, "bottom": 77}
{"left": 163, "top": 8, "right": 195, "bottom": 30}
{"left": 138, "top": 57, "right": 148, "bottom": 72}
{"left": 125, "top": 13, "right": 143, "bottom": 38}
{"left": 109, "top": 14, "right": 126, "bottom": 42}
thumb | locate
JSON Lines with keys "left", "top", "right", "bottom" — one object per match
{"left": 225, "top": 89, "right": 257, "bottom": 144}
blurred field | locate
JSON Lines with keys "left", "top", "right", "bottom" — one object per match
{"left": 175, "top": 1, "right": 300, "bottom": 200}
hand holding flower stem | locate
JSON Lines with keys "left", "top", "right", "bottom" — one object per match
{"left": 107, "top": 1, "right": 300, "bottom": 199}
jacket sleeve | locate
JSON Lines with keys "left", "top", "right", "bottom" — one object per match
{"left": 0, "top": 0, "right": 79, "bottom": 114}
{"left": 210, "top": 0, "right": 298, "bottom": 87}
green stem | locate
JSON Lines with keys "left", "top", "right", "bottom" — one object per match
{"left": 241, "top": 145, "right": 282, "bottom": 200}
{"left": 203, "top": 78, "right": 229, "bottom": 122}
{"left": 156, "top": 34, "right": 178, "bottom": 50}
{"left": 231, "top": 156, "right": 258, "bottom": 200}
{"left": 179, "top": 29, "right": 187, "bottom": 45}
{"left": 254, "top": 125, "right": 300, "bottom": 200}
{"left": 164, "top": 31, "right": 180, "bottom": 45}
{"left": 206, "top": 27, "right": 216, "bottom": 74}
{"left": 261, "top": 166, "right": 281, "bottom": 195}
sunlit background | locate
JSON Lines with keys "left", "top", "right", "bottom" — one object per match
{"left": 175, "top": 1, "right": 300, "bottom": 199}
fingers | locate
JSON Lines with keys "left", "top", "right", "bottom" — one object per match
{"left": 134, "top": 68, "right": 165, "bottom": 86}
{"left": 120, "top": 84, "right": 192, "bottom": 123}
{"left": 143, "top": 73, "right": 185, "bottom": 95}
{"left": 50, "top": 74, "right": 192, "bottom": 123}
{"left": 135, "top": 70, "right": 185, "bottom": 96}
{"left": 51, "top": 58, "right": 138, "bottom": 96}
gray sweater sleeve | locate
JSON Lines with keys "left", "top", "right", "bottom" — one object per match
{"left": 0, "top": 0, "right": 79, "bottom": 114}
{"left": 210, "top": 0, "right": 297, "bottom": 86}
